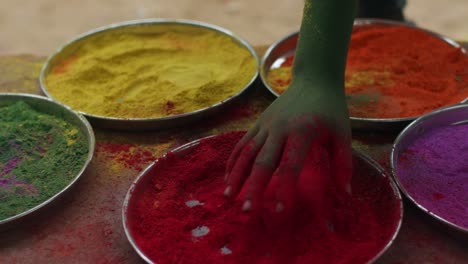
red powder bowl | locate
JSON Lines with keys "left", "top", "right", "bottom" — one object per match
{"left": 122, "top": 132, "right": 403, "bottom": 264}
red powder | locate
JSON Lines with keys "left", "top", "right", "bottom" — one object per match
{"left": 127, "top": 132, "right": 401, "bottom": 263}
{"left": 164, "top": 101, "right": 176, "bottom": 115}
{"left": 51, "top": 55, "right": 80, "bottom": 74}
{"left": 96, "top": 143, "right": 157, "bottom": 171}
{"left": 281, "top": 55, "right": 294, "bottom": 67}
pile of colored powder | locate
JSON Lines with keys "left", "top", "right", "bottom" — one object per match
{"left": 0, "top": 101, "right": 88, "bottom": 221}
{"left": 128, "top": 132, "right": 401, "bottom": 263}
{"left": 45, "top": 24, "right": 257, "bottom": 119}
{"left": 267, "top": 25, "right": 468, "bottom": 118}
{"left": 397, "top": 123, "right": 468, "bottom": 229}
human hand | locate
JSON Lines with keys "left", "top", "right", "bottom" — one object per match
{"left": 224, "top": 79, "right": 352, "bottom": 214}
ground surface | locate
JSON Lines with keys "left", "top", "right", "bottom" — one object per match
{"left": 0, "top": 0, "right": 466, "bottom": 55}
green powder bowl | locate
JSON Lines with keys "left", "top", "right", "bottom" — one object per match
{"left": 0, "top": 93, "right": 95, "bottom": 227}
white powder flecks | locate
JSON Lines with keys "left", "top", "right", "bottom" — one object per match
{"left": 185, "top": 200, "right": 204, "bottom": 208}
{"left": 220, "top": 245, "right": 232, "bottom": 255}
{"left": 191, "top": 226, "right": 210, "bottom": 238}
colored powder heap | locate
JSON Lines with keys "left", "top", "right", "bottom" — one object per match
{"left": 0, "top": 101, "right": 88, "bottom": 221}
{"left": 267, "top": 25, "right": 468, "bottom": 118}
{"left": 397, "top": 123, "right": 468, "bottom": 229}
{"left": 128, "top": 132, "right": 401, "bottom": 263}
{"left": 46, "top": 25, "right": 257, "bottom": 119}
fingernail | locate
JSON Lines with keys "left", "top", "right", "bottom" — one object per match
{"left": 224, "top": 173, "right": 229, "bottom": 182}
{"left": 224, "top": 186, "right": 231, "bottom": 197}
{"left": 242, "top": 200, "right": 251, "bottom": 211}
{"left": 275, "top": 202, "right": 284, "bottom": 213}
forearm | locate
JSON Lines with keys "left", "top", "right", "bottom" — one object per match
{"left": 292, "top": 0, "right": 357, "bottom": 90}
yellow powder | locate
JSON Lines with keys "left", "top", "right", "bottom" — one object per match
{"left": 267, "top": 67, "right": 394, "bottom": 95}
{"left": 45, "top": 25, "right": 257, "bottom": 118}
{"left": 266, "top": 66, "right": 292, "bottom": 94}
{"left": 65, "top": 128, "right": 79, "bottom": 146}
{"left": 346, "top": 70, "right": 394, "bottom": 88}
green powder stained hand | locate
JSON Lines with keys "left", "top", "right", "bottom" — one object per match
{"left": 224, "top": 0, "right": 357, "bottom": 221}
{"left": 224, "top": 78, "right": 352, "bottom": 216}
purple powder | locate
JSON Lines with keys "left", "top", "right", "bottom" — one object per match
{"left": 0, "top": 178, "right": 11, "bottom": 186}
{"left": 0, "top": 156, "right": 21, "bottom": 177}
{"left": 1, "top": 157, "right": 37, "bottom": 194}
{"left": 397, "top": 123, "right": 468, "bottom": 229}
{"left": 0, "top": 176, "right": 38, "bottom": 196}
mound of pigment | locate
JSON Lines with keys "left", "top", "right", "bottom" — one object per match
{"left": 128, "top": 132, "right": 401, "bottom": 263}
{"left": 0, "top": 101, "right": 88, "bottom": 221}
{"left": 46, "top": 24, "right": 257, "bottom": 119}
{"left": 397, "top": 123, "right": 468, "bottom": 229}
{"left": 267, "top": 25, "right": 468, "bottom": 118}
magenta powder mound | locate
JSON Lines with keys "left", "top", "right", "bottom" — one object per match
{"left": 397, "top": 123, "right": 468, "bottom": 229}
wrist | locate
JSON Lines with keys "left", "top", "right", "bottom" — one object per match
{"left": 288, "top": 74, "right": 346, "bottom": 99}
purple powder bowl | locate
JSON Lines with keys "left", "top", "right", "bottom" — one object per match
{"left": 391, "top": 103, "right": 468, "bottom": 236}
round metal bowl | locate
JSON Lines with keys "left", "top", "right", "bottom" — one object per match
{"left": 40, "top": 19, "right": 259, "bottom": 130}
{"left": 391, "top": 103, "right": 468, "bottom": 235}
{"left": 260, "top": 18, "right": 467, "bottom": 131}
{"left": 122, "top": 134, "right": 403, "bottom": 264}
{"left": 0, "top": 93, "right": 95, "bottom": 227}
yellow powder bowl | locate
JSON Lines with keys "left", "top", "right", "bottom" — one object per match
{"left": 40, "top": 19, "right": 259, "bottom": 130}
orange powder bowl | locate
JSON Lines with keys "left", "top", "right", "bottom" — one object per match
{"left": 260, "top": 19, "right": 468, "bottom": 131}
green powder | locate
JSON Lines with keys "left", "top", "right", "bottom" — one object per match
{"left": 0, "top": 101, "right": 88, "bottom": 221}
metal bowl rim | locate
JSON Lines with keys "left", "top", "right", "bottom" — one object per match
{"left": 122, "top": 138, "right": 203, "bottom": 264}
{"left": 122, "top": 134, "right": 403, "bottom": 264}
{"left": 39, "top": 18, "right": 259, "bottom": 123}
{"left": 0, "top": 92, "right": 95, "bottom": 226}
{"left": 260, "top": 18, "right": 467, "bottom": 123}
{"left": 354, "top": 148, "right": 404, "bottom": 264}
{"left": 259, "top": 30, "right": 298, "bottom": 97}
{"left": 390, "top": 103, "right": 468, "bottom": 235}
